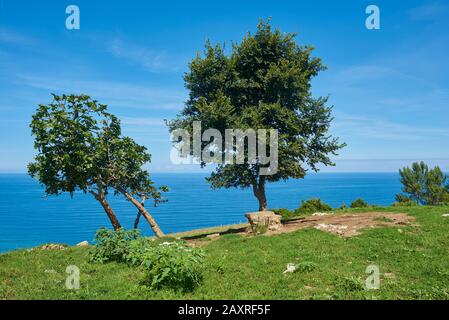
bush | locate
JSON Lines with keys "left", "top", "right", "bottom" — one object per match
{"left": 89, "top": 229, "right": 205, "bottom": 291}
{"left": 296, "top": 261, "right": 317, "bottom": 273}
{"left": 142, "top": 242, "right": 205, "bottom": 291}
{"left": 295, "top": 198, "right": 333, "bottom": 215}
{"left": 89, "top": 228, "right": 141, "bottom": 263}
{"left": 392, "top": 194, "right": 417, "bottom": 207}
{"left": 337, "top": 276, "right": 365, "bottom": 292}
{"left": 271, "top": 208, "right": 296, "bottom": 220}
{"left": 350, "top": 198, "right": 369, "bottom": 208}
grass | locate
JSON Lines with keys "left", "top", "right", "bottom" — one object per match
{"left": 1, "top": 206, "right": 449, "bottom": 299}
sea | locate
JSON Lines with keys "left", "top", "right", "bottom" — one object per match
{"left": 0, "top": 172, "right": 402, "bottom": 253}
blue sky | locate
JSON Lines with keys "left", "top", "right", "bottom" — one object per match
{"left": 0, "top": 0, "right": 448, "bottom": 173}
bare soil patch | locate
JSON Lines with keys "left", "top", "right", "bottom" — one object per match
{"left": 184, "top": 212, "right": 416, "bottom": 245}
{"left": 269, "top": 212, "right": 415, "bottom": 237}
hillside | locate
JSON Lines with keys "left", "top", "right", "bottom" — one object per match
{"left": 1, "top": 206, "right": 449, "bottom": 300}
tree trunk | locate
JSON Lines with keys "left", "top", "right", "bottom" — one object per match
{"left": 119, "top": 189, "right": 165, "bottom": 238}
{"left": 134, "top": 211, "right": 142, "bottom": 229}
{"left": 93, "top": 192, "right": 122, "bottom": 230}
{"left": 252, "top": 176, "right": 267, "bottom": 211}
{"left": 133, "top": 199, "right": 145, "bottom": 229}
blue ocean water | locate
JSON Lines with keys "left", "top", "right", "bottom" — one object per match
{"left": 0, "top": 173, "right": 401, "bottom": 253}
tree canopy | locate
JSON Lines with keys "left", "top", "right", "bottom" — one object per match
{"left": 169, "top": 19, "right": 345, "bottom": 210}
{"left": 29, "top": 94, "right": 166, "bottom": 235}
{"left": 397, "top": 161, "right": 449, "bottom": 205}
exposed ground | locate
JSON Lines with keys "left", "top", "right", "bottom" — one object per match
{"left": 179, "top": 211, "right": 416, "bottom": 245}
{"left": 275, "top": 212, "right": 415, "bottom": 237}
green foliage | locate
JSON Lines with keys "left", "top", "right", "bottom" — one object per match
{"left": 3, "top": 206, "right": 449, "bottom": 299}
{"left": 271, "top": 208, "right": 296, "bottom": 220}
{"left": 168, "top": 19, "right": 345, "bottom": 210}
{"left": 28, "top": 94, "right": 117, "bottom": 196}
{"left": 89, "top": 228, "right": 141, "bottom": 264}
{"left": 398, "top": 162, "right": 449, "bottom": 205}
{"left": 337, "top": 276, "right": 365, "bottom": 292}
{"left": 142, "top": 242, "right": 205, "bottom": 291}
{"left": 89, "top": 229, "right": 205, "bottom": 291}
{"left": 29, "top": 94, "right": 168, "bottom": 233}
{"left": 295, "top": 261, "right": 317, "bottom": 273}
{"left": 295, "top": 198, "right": 333, "bottom": 215}
{"left": 393, "top": 195, "right": 417, "bottom": 207}
{"left": 350, "top": 198, "right": 370, "bottom": 208}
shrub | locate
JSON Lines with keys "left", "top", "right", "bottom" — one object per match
{"left": 271, "top": 208, "right": 296, "bottom": 220}
{"left": 142, "top": 242, "right": 205, "bottom": 291}
{"left": 392, "top": 194, "right": 417, "bottom": 207}
{"left": 350, "top": 198, "right": 369, "bottom": 208}
{"left": 89, "top": 229, "right": 206, "bottom": 292}
{"left": 295, "top": 198, "right": 333, "bottom": 215}
{"left": 337, "top": 276, "right": 365, "bottom": 292}
{"left": 296, "top": 261, "right": 317, "bottom": 273}
{"left": 89, "top": 228, "right": 141, "bottom": 263}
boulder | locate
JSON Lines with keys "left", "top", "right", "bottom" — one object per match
{"left": 245, "top": 211, "right": 282, "bottom": 233}
{"left": 76, "top": 240, "right": 89, "bottom": 247}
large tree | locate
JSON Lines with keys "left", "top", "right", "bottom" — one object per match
{"left": 169, "top": 20, "right": 345, "bottom": 211}
{"left": 29, "top": 94, "right": 166, "bottom": 236}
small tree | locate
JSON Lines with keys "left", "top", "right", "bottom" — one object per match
{"left": 29, "top": 94, "right": 167, "bottom": 236}
{"left": 169, "top": 20, "right": 344, "bottom": 211}
{"left": 99, "top": 135, "right": 167, "bottom": 237}
{"left": 29, "top": 94, "right": 122, "bottom": 229}
{"left": 397, "top": 161, "right": 449, "bottom": 205}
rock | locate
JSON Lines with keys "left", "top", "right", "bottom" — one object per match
{"left": 312, "top": 212, "right": 333, "bottom": 216}
{"left": 245, "top": 211, "right": 282, "bottom": 233}
{"left": 39, "top": 243, "right": 67, "bottom": 250}
{"left": 283, "top": 263, "right": 297, "bottom": 274}
{"left": 76, "top": 241, "right": 89, "bottom": 247}
{"left": 206, "top": 233, "right": 220, "bottom": 239}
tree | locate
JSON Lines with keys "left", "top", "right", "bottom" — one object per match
{"left": 98, "top": 134, "right": 167, "bottom": 237}
{"left": 29, "top": 94, "right": 123, "bottom": 230}
{"left": 168, "top": 19, "right": 345, "bottom": 211}
{"left": 397, "top": 161, "right": 449, "bottom": 205}
{"left": 29, "top": 94, "right": 167, "bottom": 236}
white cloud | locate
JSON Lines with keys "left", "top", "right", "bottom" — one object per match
{"left": 16, "top": 74, "right": 186, "bottom": 111}
{"left": 333, "top": 112, "right": 449, "bottom": 141}
{"left": 0, "top": 27, "right": 34, "bottom": 46}
{"left": 408, "top": 2, "right": 449, "bottom": 21}
{"left": 107, "top": 38, "right": 183, "bottom": 72}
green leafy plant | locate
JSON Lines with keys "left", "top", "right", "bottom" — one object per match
{"left": 392, "top": 195, "right": 417, "bottom": 207}
{"left": 350, "top": 198, "right": 370, "bottom": 208}
{"left": 168, "top": 19, "right": 345, "bottom": 212}
{"left": 296, "top": 261, "right": 317, "bottom": 273}
{"left": 271, "top": 208, "right": 296, "bottom": 220}
{"left": 89, "top": 228, "right": 141, "bottom": 264}
{"left": 337, "top": 276, "right": 365, "bottom": 292}
{"left": 142, "top": 242, "right": 205, "bottom": 291}
{"left": 295, "top": 198, "right": 333, "bottom": 215}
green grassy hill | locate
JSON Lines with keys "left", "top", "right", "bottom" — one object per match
{"left": 1, "top": 206, "right": 449, "bottom": 300}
